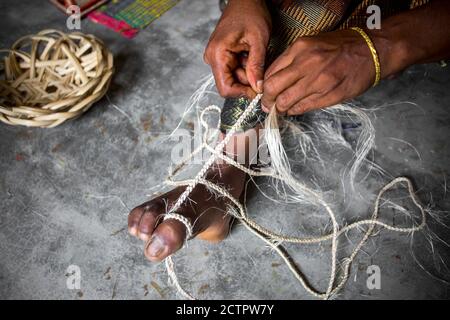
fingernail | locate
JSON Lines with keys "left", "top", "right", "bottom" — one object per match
{"left": 147, "top": 236, "right": 165, "bottom": 257}
{"left": 256, "top": 80, "right": 263, "bottom": 93}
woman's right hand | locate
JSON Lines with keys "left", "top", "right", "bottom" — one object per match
{"left": 204, "top": 0, "right": 271, "bottom": 98}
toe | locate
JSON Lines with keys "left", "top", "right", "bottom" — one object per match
{"left": 144, "top": 219, "right": 187, "bottom": 262}
{"left": 128, "top": 206, "right": 144, "bottom": 237}
{"left": 128, "top": 201, "right": 164, "bottom": 240}
{"left": 137, "top": 206, "right": 158, "bottom": 242}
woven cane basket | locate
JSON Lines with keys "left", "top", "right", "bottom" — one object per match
{"left": 0, "top": 29, "right": 114, "bottom": 128}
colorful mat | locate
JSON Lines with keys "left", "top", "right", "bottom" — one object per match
{"left": 88, "top": 0, "right": 180, "bottom": 38}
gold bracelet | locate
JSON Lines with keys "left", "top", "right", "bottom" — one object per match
{"left": 351, "top": 27, "right": 381, "bottom": 87}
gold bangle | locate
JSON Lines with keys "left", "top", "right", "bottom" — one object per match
{"left": 351, "top": 27, "right": 381, "bottom": 87}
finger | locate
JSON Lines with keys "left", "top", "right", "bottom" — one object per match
{"left": 273, "top": 75, "right": 319, "bottom": 113}
{"left": 209, "top": 48, "right": 244, "bottom": 96}
{"left": 287, "top": 90, "right": 342, "bottom": 115}
{"left": 234, "top": 67, "right": 250, "bottom": 85}
{"left": 246, "top": 40, "right": 266, "bottom": 93}
{"left": 264, "top": 49, "right": 294, "bottom": 80}
{"left": 144, "top": 219, "right": 187, "bottom": 262}
{"left": 286, "top": 75, "right": 346, "bottom": 115}
{"left": 210, "top": 51, "right": 238, "bottom": 95}
{"left": 211, "top": 59, "right": 255, "bottom": 98}
{"left": 262, "top": 66, "right": 304, "bottom": 112}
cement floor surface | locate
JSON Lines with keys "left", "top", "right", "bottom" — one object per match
{"left": 0, "top": 0, "right": 449, "bottom": 299}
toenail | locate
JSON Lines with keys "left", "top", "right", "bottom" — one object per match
{"left": 147, "top": 236, "right": 165, "bottom": 257}
{"left": 139, "top": 232, "right": 150, "bottom": 242}
{"left": 129, "top": 227, "right": 138, "bottom": 236}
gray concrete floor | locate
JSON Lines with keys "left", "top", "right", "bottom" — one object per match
{"left": 1, "top": 0, "right": 449, "bottom": 300}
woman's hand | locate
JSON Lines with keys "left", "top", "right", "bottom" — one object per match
{"left": 204, "top": 0, "right": 271, "bottom": 98}
{"left": 261, "top": 29, "right": 380, "bottom": 115}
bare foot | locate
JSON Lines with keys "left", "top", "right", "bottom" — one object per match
{"left": 128, "top": 164, "right": 246, "bottom": 262}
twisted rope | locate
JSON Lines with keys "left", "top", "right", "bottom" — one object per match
{"left": 163, "top": 212, "right": 193, "bottom": 240}
{"left": 163, "top": 94, "right": 426, "bottom": 300}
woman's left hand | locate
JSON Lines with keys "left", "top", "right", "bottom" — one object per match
{"left": 261, "top": 29, "right": 379, "bottom": 115}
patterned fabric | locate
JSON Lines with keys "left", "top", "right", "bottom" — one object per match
{"left": 220, "top": 0, "right": 430, "bottom": 132}
{"left": 267, "top": 0, "right": 352, "bottom": 59}
{"left": 220, "top": 97, "right": 266, "bottom": 131}
{"left": 266, "top": 0, "right": 430, "bottom": 61}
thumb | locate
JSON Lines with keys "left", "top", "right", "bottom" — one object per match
{"left": 246, "top": 41, "right": 266, "bottom": 94}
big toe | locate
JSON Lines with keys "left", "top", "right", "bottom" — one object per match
{"left": 144, "top": 219, "right": 187, "bottom": 262}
